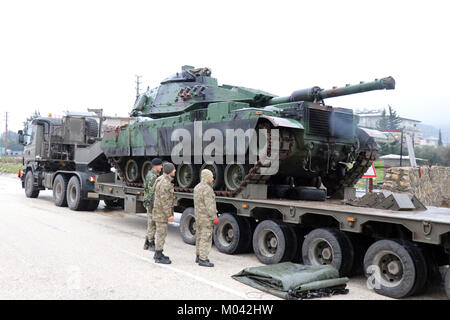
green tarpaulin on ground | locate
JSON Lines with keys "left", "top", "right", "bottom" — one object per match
{"left": 232, "top": 262, "right": 349, "bottom": 300}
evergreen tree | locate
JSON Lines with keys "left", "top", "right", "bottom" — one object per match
{"left": 387, "top": 105, "right": 402, "bottom": 130}
{"left": 376, "top": 108, "right": 388, "bottom": 130}
{"left": 438, "top": 129, "right": 443, "bottom": 146}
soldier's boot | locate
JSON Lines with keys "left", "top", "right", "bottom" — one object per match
{"left": 148, "top": 240, "right": 155, "bottom": 252}
{"left": 198, "top": 259, "right": 214, "bottom": 267}
{"left": 154, "top": 250, "right": 171, "bottom": 264}
{"left": 195, "top": 255, "right": 199, "bottom": 263}
{"left": 143, "top": 237, "right": 150, "bottom": 250}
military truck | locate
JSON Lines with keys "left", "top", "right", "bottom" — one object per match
{"left": 18, "top": 111, "right": 129, "bottom": 210}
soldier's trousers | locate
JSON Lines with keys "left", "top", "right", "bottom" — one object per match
{"left": 146, "top": 206, "right": 156, "bottom": 242}
{"left": 155, "top": 221, "right": 168, "bottom": 251}
{"left": 196, "top": 221, "right": 213, "bottom": 260}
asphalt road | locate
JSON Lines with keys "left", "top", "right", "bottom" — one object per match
{"left": 0, "top": 174, "right": 446, "bottom": 300}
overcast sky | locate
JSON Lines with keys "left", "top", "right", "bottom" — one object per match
{"left": 1, "top": 0, "right": 449, "bottom": 132}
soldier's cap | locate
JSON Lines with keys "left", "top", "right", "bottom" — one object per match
{"left": 151, "top": 158, "right": 163, "bottom": 166}
{"left": 201, "top": 169, "right": 213, "bottom": 181}
{"left": 163, "top": 162, "right": 175, "bottom": 174}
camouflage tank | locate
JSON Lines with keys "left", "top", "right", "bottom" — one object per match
{"left": 101, "top": 66, "right": 395, "bottom": 198}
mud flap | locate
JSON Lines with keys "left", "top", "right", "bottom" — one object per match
{"left": 232, "top": 262, "right": 349, "bottom": 300}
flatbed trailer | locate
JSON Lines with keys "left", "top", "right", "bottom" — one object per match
{"left": 91, "top": 172, "right": 450, "bottom": 299}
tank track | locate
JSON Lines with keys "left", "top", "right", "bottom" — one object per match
{"left": 323, "top": 128, "right": 379, "bottom": 198}
{"left": 109, "top": 123, "right": 294, "bottom": 197}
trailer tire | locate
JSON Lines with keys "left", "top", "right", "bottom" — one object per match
{"left": 363, "top": 239, "right": 428, "bottom": 299}
{"left": 302, "top": 228, "right": 354, "bottom": 276}
{"left": 289, "top": 224, "right": 308, "bottom": 263}
{"left": 214, "top": 213, "right": 252, "bottom": 254}
{"left": 25, "top": 171, "right": 40, "bottom": 198}
{"left": 53, "top": 174, "right": 68, "bottom": 207}
{"left": 67, "top": 176, "right": 88, "bottom": 211}
{"left": 179, "top": 208, "right": 197, "bottom": 245}
{"left": 445, "top": 268, "right": 450, "bottom": 300}
{"left": 252, "top": 220, "right": 295, "bottom": 264}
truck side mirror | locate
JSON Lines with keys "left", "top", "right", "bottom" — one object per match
{"left": 18, "top": 130, "right": 24, "bottom": 144}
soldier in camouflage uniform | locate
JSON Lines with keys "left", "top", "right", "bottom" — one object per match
{"left": 152, "top": 162, "right": 176, "bottom": 264}
{"left": 193, "top": 169, "right": 218, "bottom": 267}
{"left": 143, "top": 158, "right": 163, "bottom": 251}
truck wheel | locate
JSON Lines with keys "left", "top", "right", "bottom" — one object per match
{"left": 214, "top": 213, "right": 252, "bottom": 254}
{"left": 25, "top": 171, "right": 39, "bottom": 198}
{"left": 445, "top": 268, "right": 450, "bottom": 300}
{"left": 86, "top": 200, "right": 99, "bottom": 211}
{"left": 67, "top": 176, "right": 88, "bottom": 211}
{"left": 179, "top": 208, "right": 196, "bottom": 245}
{"left": 363, "top": 239, "right": 428, "bottom": 299}
{"left": 252, "top": 219, "right": 295, "bottom": 264}
{"left": 53, "top": 174, "right": 68, "bottom": 207}
{"left": 302, "top": 228, "right": 354, "bottom": 276}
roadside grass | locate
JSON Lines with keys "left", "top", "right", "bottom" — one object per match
{"left": 0, "top": 156, "right": 24, "bottom": 174}
{"left": 354, "top": 160, "right": 385, "bottom": 190}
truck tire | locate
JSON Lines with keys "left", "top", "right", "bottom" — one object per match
{"left": 289, "top": 224, "right": 308, "bottom": 263}
{"left": 302, "top": 228, "right": 354, "bottom": 276}
{"left": 86, "top": 200, "right": 99, "bottom": 211}
{"left": 53, "top": 174, "right": 68, "bottom": 207}
{"left": 363, "top": 239, "right": 428, "bottom": 299}
{"left": 445, "top": 268, "right": 450, "bottom": 300}
{"left": 252, "top": 219, "right": 295, "bottom": 264}
{"left": 214, "top": 213, "right": 252, "bottom": 254}
{"left": 24, "top": 171, "right": 39, "bottom": 198}
{"left": 179, "top": 208, "right": 196, "bottom": 245}
{"left": 67, "top": 176, "right": 88, "bottom": 211}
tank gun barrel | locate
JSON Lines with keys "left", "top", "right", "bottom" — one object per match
{"left": 267, "top": 76, "right": 395, "bottom": 105}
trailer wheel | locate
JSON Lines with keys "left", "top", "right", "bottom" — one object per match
{"left": 25, "top": 171, "right": 39, "bottom": 198}
{"left": 363, "top": 239, "right": 428, "bottom": 299}
{"left": 252, "top": 220, "right": 295, "bottom": 264}
{"left": 445, "top": 268, "right": 450, "bottom": 300}
{"left": 179, "top": 208, "right": 196, "bottom": 245}
{"left": 214, "top": 213, "right": 252, "bottom": 254}
{"left": 302, "top": 228, "right": 354, "bottom": 276}
{"left": 53, "top": 174, "right": 68, "bottom": 207}
{"left": 67, "top": 176, "right": 88, "bottom": 211}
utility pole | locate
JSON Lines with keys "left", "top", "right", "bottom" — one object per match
{"left": 4, "top": 112, "right": 7, "bottom": 156}
{"left": 135, "top": 75, "right": 142, "bottom": 99}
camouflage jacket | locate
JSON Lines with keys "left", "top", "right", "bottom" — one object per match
{"left": 143, "top": 169, "right": 160, "bottom": 208}
{"left": 193, "top": 179, "right": 218, "bottom": 224}
{"left": 152, "top": 173, "right": 175, "bottom": 223}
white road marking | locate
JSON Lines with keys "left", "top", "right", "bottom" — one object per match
{"left": 118, "top": 248, "right": 248, "bottom": 299}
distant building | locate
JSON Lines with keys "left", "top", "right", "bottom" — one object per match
{"left": 355, "top": 109, "right": 422, "bottom": 145}
{"left": 379, "top": 154, "right": 428, "bottom": 167}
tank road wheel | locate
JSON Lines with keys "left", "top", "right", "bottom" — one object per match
{"left": 179, "top": 207, "right": 197, "bottom": 245}
{"left": 252, "top": 220, "right": 296, "bottom": 264}
{"left": 302, "top": 228, "right": 354, "bottom": 276}
{"left": 224, "top": 164, "right": 247, "bottom": 192}
{"left": 53, "top": 174, "right": 69, "bottom": 207}
{"left": 125, "top": 159, "right": 139, "bottom": 183}
{"left": 25, "top": 170, "right": 40, "bottom": 198}
{"left": 200, "top": 163, "right": 224, "bottom": 189}
{"left": 176, "top": 163, "right": 199, "bottom": 188}
{"left": 67, "top": 176, "right": 88, "bottom": 211}
{"left": 363, "top": 239, "right": 428, "bottom": 299}
{"left": 141, "top": 160, "right": 153, "bottom": 182}
{"left": 213, "top": 213, "right": 252, "bottom": 254}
